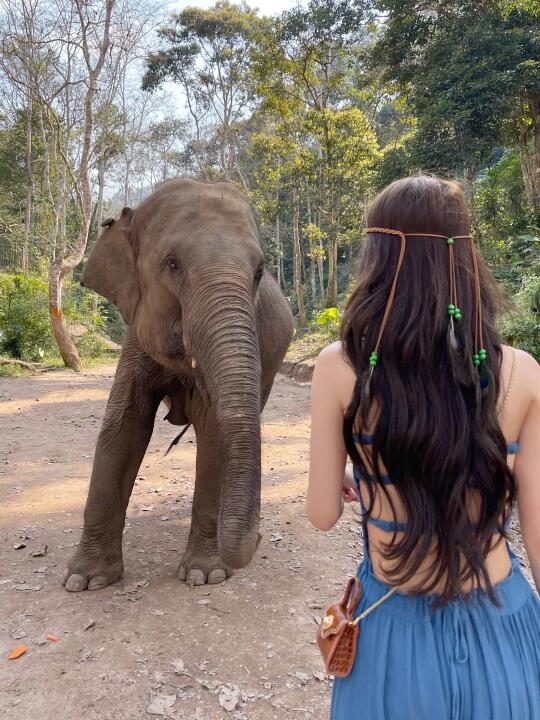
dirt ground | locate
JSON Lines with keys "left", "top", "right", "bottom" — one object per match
{"left": 0, "top": 363, "right": 533, "bottom": 720}
{"left": 0, "top": 363, "right": 365, "bottom": 720}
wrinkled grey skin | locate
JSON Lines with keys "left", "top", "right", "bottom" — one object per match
{"left": 62, "top": 178, "right": 294, "bottom": 591}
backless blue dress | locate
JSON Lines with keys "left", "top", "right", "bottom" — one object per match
{"left": 330, "top": 436, "right": 540, "bottom": 720}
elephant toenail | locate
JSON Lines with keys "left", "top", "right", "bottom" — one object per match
{"left": 186, "top": 569, "right": 205, "bottom": 586}
{"left": 208, "top": 569, "right": 226, "bottom": 584}
{"left": 65, "top": 574, "right": 87, "bottom": 592}
{"left": 88, "top": 576, "right": 109, "bottom": 590}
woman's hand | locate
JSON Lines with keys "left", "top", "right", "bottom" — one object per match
{"left": 342, "top": 463, "right": 359, "bottom": 502}
{"left": 342, "top": 485, "right": 359, "bottom": 503}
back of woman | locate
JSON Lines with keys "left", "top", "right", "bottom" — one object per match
{"left": 307, "top": 175, "right": 540, "bottom": 719}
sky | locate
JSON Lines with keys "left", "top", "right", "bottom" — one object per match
{"left": 172, "top": 0, "right": 300, "bottom": 16}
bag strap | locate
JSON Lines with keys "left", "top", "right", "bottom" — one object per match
{"left": 340, "top": 576, "right": 360, "bottom": 611}
{"left": 349, "top": 585, "right": 397, "bottom": 627}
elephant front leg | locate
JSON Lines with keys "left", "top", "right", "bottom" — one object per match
{"left": 179, "top": 408, "right": 232, "bottom": 586}
{"left": 63, "top": 350, "right": 160, "bottom": 592}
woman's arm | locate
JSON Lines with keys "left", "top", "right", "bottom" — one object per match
{"left": 514, "top": 352, "right": 540, "bottom": 594}
{"left": 307, "top": 343, "right": 349, "bottom": 530}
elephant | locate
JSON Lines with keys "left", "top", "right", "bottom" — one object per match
{"left": 62, "top": 177, "right": 294, "bottom": 591}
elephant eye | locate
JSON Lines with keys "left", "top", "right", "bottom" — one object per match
{"left": 166, "top": 258, "right": 178, "bottom": 271}
{"left": 254, "top": 265, "right": 263, "bottom": 284}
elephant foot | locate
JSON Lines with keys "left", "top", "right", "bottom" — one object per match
{"left": 178, "top": 548, "right": 233, "bottom": 586}
{"left": 62, "top": 542, "right": 124, "bottom": 592}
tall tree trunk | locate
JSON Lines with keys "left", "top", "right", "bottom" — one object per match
{"left": 22, "top": 94, "right": 33, "bottom": 272}
{"left": 518, "top": 93, "right": 540, "bottom": 219}
{"left": 47, "top": 163, "right": 83, "bottom": 371}
{"left": 292, "top": 191, "right": 306, "bottom": 327}
{"left": 325, "top": 235, "right": 337, "bottom": 308}
{"left": 309, "top": 247, "right": 317, "bottom": 308}
{"left": 275, "top": 212, "right": 282, "bottom": 289}
{"left": 317, "top": 219, "right": 325, "bottom": 301}
{"left": 49, "top": 263, "right": 83, "bottom": 371}
{"left": 322, "top": 116, "right": 337, "bottom": 308}
{"left": 463, "top": 165, "right": 479, "bottom": 237}
{"left": 306, "top": 196, "right": 317, "bottom": 307}
{"left": 123, "top": 156, "right": 132, "bottom": 207}
{"left": 46, "top": 0, "right": 114, "bottom": 371}
{"left": 91, "top": 161, "right": 106, "bottom": 314}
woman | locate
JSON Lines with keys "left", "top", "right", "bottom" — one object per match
{"left": 307, "top": 175, "right": 540, "bottom": 719}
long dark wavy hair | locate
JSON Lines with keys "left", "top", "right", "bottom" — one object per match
{"left": 341, "top": 175, "right": 516, "bottom": 606}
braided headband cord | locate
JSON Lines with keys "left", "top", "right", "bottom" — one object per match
{"left": 364, "top": 227, "right": 484, "bottom": 373}
{"left": 367, "top": 228, "right": 471, "bottom": 241}
{"left": 368, "top": 228, "right": 407, "bottom": 359}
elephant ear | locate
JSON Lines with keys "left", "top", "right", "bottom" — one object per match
{"left": 81, "top": 207, "right": 140, "bottom": 325}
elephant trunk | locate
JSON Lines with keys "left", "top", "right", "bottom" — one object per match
{"left": 190, "top": 276, "right": 261, "bottom": 569}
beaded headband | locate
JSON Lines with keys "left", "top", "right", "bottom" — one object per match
{"left": 365, "top": 227, "right": 486, "bottom": 378}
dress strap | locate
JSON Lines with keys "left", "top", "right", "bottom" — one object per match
{"left": 498, "top": 347, "right": 517, "bottom": 419}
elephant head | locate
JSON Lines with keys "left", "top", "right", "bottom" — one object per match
{"left": 81, "top": 178, "right": 265, "bottom": 569}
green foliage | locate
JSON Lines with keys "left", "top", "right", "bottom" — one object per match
{"left": 373, "top": 2, "right": 540, "bottom": 175}
{"left": 373, "top": 142, "right": 413, "bottom": 192}
{"left": 501, "top": 274, "right": 540, "bottom": 360}
{"left": 0, "top": 273, "right": 113, "bottom": 362}
{"left": 315, "top": 306, "right": 340, "bottom": 332}
{"left": 475, "top": 150, "right": 538, "bottom": 286}
{"left": 99, "top": 298, "right": 125, "bottom": 344}
{"left": 74, "top": 329, "right": 113, "bottom": 358}
{"left": 0, "top": 274, "right": 55, "bottom": 360}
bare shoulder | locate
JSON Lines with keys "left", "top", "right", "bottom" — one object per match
{"left": 316, "top": 340, "right": 353, "bottom": 370}
{"left": 315, "top": 341, "right": 357, "bottom": 408}
{"left": 502, "top": 345, "right": 540, "bottom": 413}
{"left": 505, "top": 345, "right": 540, "bottom": 397}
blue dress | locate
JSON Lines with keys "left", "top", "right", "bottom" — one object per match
{"left": 330, "top": 438, "right": 540, "bottom": 720}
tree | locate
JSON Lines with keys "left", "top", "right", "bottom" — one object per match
{"left": 143, "top": 1, "right": 265, "bottom": 184}
{"left": 0, "top": 0, "right": 160, "bottom": 369}
{"left": 249, "top": 124, "right": 315, "bottom": 325}
{"left": 373, "top": 1, "right": 540, "bottom": 214}
{"left": 254, "top": 0, "right": 372, "bottom": 307}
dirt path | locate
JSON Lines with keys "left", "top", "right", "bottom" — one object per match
{"left": 0, "top": 364, "right": 363, "bottom": 720}
{"left": 0, "top": 363, "right": 533, "bottom": 720}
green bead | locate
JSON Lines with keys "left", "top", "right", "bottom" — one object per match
{"left": 479, "top": 348, "right": 487, "bottom": 360}
{"left": 447, "top": 307, "right": 456, "bottom": 316}
{"left": 454, "top": 310, "right": 462, "bottom": 320}
{"left": 369, "top": 358, "right": 378, "bottom": 367}
{"left": 447, "top": 237, "right": 454, "bottom": 245}
{"left": 473, "top": 354, "right": 480, "bottom": 366}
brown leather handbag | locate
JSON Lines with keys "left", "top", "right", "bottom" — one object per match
{"left": 316, "top": 576, "right": 397, "bottom": 678}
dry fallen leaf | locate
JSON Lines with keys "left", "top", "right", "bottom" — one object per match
{"left": 218, "top": 683, "right": 241, "bottom": 712}
{"left": 171, "top": 658, "right": 185, "bottom": 675}
{"left": 146, "top": 694, "right": 176, "bottom": 716}
{"left": 7, "top": 645, "right": 28, "bottom": 660}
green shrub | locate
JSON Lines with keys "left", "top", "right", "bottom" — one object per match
{"left": 0, "top": 272, "right": 117, "bottom": 362}
{"left": 0, "top": 274, "right": 56, "bottom": 360}
{"left": 314, "top": 306, "right": 340, "bottom": 334}
{"left": 500, "top": 274, "right": 540, "bottom": 361}
{"left": 99, "top": 298, "right": 125, "bottom": 343}
{"left": 74, "top": 329, "right": 114, "bottom": 358}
